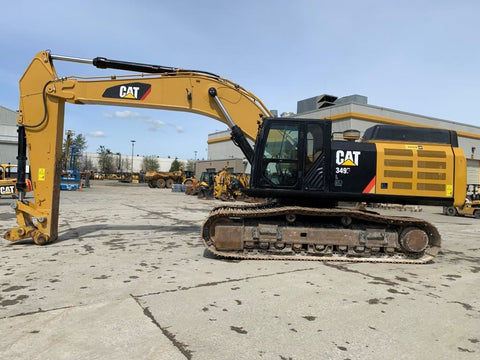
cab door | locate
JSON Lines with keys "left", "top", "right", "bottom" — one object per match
{"left": 302, "top": 122, "right": 331, "bottom": 191}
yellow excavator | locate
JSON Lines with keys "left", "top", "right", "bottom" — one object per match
{"left": 0, "top": 163, "right": 19, "bottom": 198}
{"left": 4, "top": 50, "right": 467, "bottom": 264}
{"left": 214, "top": 167, "right": 249, "bottom": 201}
{"left": 1, "top": 163, "right": 32, "bottom": 198}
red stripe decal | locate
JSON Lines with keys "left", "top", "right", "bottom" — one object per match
{"left": 140, "top": 86, "right": 152, "bottom": 100}
{"left": 362, "top": 176, "right": 376, "bottom": 194}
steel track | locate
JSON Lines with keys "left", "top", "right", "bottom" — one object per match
{"left": 201, "top": 203, "right": 441, "bottom": 264}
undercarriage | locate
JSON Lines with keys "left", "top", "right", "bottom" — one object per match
{"left": 202, "top": 203, "right": 441, "bottom": 264}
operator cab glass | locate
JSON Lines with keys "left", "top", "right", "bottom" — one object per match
{"left": 262, "top": 124, "right": 299, "bottom": 186}
{"left": 253, "top": 118, "right": 331, "bottom": 192}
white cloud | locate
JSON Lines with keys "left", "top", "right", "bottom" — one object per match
{"left": 103, "top": 111, "right": 147, "bottom": 119}
{"left": 171, "top": 125, "right": 184, "bottom": 133}
{"left": 143, "top": 118, "right": 166, "bottom": 131}
{"left": 103, "top": 110, "right": 184, "bottom": 133}
{"left": 87, "top": 131, "right": 106, "bottom": 138}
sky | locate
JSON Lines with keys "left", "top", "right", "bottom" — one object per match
{"left": 1, "top": 0, "right": 479, "bottom": 160}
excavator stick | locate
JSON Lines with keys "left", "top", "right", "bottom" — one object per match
{"left": 4, "top": 51, "right": 65, "bottom": 244}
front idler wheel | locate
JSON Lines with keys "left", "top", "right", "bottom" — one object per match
{"left": 399, "top": 227, "right": 429, "bottom": 253}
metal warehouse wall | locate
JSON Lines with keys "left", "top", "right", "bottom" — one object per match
{"left": 207, "top": 130, "right": 254, "bottom": 161}
{"left": 467, "top": 159, "right": 480, "bottom": 184}
{"left": 0, "top": 106, "right": 19, "bottom": 164}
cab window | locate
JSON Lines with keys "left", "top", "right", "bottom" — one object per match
{"left": 262, "top": 124, "right": 299, "bottom": 186}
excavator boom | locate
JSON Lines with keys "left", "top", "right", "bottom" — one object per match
{"left": 5, "top": 50, "right": 270, "bottom": 244}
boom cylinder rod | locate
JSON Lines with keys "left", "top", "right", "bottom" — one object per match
{"left": 50, "top": 54, "right": 93, "bottom": 64}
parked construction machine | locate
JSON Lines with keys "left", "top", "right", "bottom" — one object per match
{"left": 0, "top": 163, "right": 18, "bottom": 198}
{"left": 214, "top": 167, "right": 249, "bottom": 201}
{"left": 185, "top": 171, "right": 216, "bottom": 198}
{"left": 1, "top": 163, "right": 32, "bottom": 198}
{"left": 60, "top": 130, "right": 82, "bottom": 191}
{"left": 145, "top": 170, "right": 194, "bottom": 188}
{"left": 186, "top": 169, "right": 248, "bottom": 201}
{"left": 443, "top": 184, "right": 480, "bottom": 219}
{"left": 4, "top": 50, "right": 467, "bottom": 264}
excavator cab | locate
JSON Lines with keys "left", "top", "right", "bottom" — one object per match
{"left": 250, "top": 117, "right": 374, "bottom": 204}
{"left": 250, "top": 118, "right": 375, "bottom": 205}
{"left": 251, "top": 118, "right": 330, "bottom": 192}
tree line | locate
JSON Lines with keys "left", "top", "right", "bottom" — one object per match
{"left": 62, "top": 133, "right": 194, "bottom": 174}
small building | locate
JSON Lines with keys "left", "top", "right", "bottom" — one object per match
{"left": 0, "top": 105, "right": 18, "bottom": 164}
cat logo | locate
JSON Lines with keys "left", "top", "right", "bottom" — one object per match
{"left": 0, "top": 185, "right": 15, "bottom": 195}
{"left": 336, "top": 150, "right": 361, "bottom": 166}
{"left": 102, "top": 82, "right": 151, "bottom": 100}
{"left": 120, "top": 86, "right": 141, "bottom": 99}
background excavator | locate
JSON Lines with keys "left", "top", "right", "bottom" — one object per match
{"left": 0, "top": 163, "right": 19, "bottom": 198}
{"left": 186, "top": 168, "right": 250, "bottom": 201}
{"left": 4, "top": 50, "right": 467, "bottom": 263}
{"left": 0, "top": 163, "right": 32, "bottom": 198}
{"left": 213, "top": 167, "right": 249, "bottom": 201}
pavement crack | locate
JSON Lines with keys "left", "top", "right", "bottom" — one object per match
{"left": 121, "top": 203, "right": 198, "bottom": 228}
{"left": 323, "top": 262, "right": 399, "bottom": 286}
{"left": 0, "top": 305, "right": 76, "bottom": 320}
{"left": 134, "top": 267, "right": 317, "bottom": 298}
{"left": 131, "top": 295, "right": 193, "bottom": 359}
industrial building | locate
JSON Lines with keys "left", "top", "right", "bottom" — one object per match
{"left": 0, "top": 105, "right": 18, "bottom": 164}
{"left": 207, "top": 94, "right": 480, "bottom": 184}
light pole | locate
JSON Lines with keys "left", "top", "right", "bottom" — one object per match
{"left": 130, "top": 140, "right": 136, "bottom": 176}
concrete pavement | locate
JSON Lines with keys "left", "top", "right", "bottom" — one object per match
{"left": 1, "top": 181, "right": 479, "bottom": 359}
